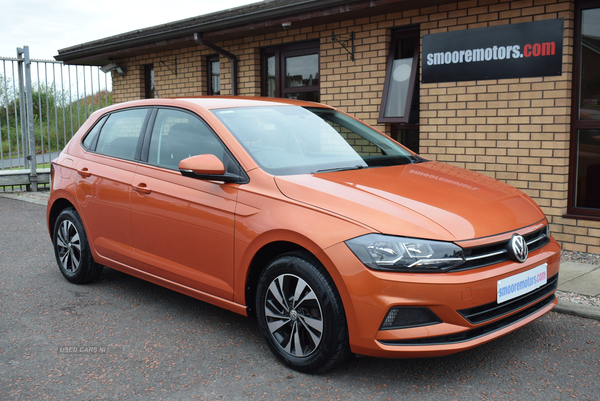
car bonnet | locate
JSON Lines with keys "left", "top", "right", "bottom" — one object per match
{"left": 274, "top": 161, "right": 546, "bottom": 242}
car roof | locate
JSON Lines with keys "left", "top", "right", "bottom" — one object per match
{"left": 179, "top": 96, "right": 330, "bottom": 109}
{"left": 96, "top": 96, "right": 333, "bottom": 114}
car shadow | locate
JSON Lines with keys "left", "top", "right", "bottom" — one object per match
{"left": 58, "top": 265, "right": 566, "bottom": 384}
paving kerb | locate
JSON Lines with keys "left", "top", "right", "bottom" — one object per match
{"left": 0, "top": 191, "right": 49, "bottom": 206}
{"left": 1, "top": 190, "right": 599, "bottom": 321}
{"left": 557, "top": 262, "right": 600, "bottom": 296}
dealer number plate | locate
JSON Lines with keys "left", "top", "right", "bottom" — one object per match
{"left": 497, "top": 263, "right": 547, "bottom": 304}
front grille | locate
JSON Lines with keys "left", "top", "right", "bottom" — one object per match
{"left": 458, "top": 273, "right": 558, "bottom": 324}
{"left": 379, "top": 293, "right": 555, "bottom": 346}
{"left": 453, "top": 226, "right": 550, "bottom": 272}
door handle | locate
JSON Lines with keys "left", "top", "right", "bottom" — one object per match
{"left": 133, "top": 183, "right": 152, "bottom": 195}
{"left": 77, "top": 168, "right": 92, "bottom": 178}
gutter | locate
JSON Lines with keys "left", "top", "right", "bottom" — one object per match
{"left": 55, "top": 0, "right": 341, "bottom": 62}
{"left": 55, "top": 0, "right": 416, "bottom": 63}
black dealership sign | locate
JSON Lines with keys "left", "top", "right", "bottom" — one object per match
{"left": 422, "top": 19, "right": 563, "bottom": 83}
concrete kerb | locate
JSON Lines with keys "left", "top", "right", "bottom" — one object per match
{"left": 1, "top": 190, "right": 599, "bottom": 321}
{"left": 554, "top": 300, "right": 600, "bottom": 320}
{"left": 0, "top": 190, "right": 50, "bottom": 206}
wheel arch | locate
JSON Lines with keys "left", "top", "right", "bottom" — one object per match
{"left": 250, "top": 243, "right": 352, "bottom": 372}
{"left": 47, "top": 197, "right": 77, "bottom": 239}
{"left": 240, "top": 232, "right": 358, "bottom": 331}
{"left": 244, "top": 241, "right": 308, "bottom": 317}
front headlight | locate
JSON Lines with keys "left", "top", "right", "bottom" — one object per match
{"left": 345, "top": 234, "right": 465, "bottom": 272}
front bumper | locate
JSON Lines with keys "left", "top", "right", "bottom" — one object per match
{"left": 323, "top": 237, "right": 561, "bottom": 358}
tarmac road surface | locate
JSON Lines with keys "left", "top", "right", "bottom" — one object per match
{"left": 1, "top": 196, "right": 599, "bottom": 400}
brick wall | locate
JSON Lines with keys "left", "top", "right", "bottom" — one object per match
{"left": 412, "top": 0, "right": 592, "bottom": 253}
{"left": 112, "top": 47, "right": 211, "bottom": 102}
{"left": 110, "top": 0, "right": 600, "bottom": 253}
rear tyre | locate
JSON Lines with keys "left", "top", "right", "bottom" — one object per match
{"left": 53, "top": 208, "right": 102, "bottom": 284}
{"left": 256, "top": 252, "right": 350, "bottom": 373}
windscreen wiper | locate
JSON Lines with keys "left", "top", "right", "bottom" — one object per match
{"left": 313, "top": 165, "right": 367, "bottom": 174}
{"left": 406, "top": 154, "right": 426, "bottom": 164}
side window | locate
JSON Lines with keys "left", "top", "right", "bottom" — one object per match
{"left": 148, "top": 109, "right": 226, "bottom": 169}
{"left": 95, "top": 108, "right": 148, "bottom": 160}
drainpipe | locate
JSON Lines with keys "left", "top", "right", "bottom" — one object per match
{"left": 194, "top": 33, "right": 237, "bottom": 95}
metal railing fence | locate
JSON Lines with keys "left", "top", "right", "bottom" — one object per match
{"left": 1, "top": 46, "right": 112, "bottom": 190}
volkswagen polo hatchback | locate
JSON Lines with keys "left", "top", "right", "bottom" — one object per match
{"left": 47, "top": 97, "right": 560, "bottom": 373}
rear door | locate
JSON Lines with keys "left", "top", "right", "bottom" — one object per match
{"left": 76, "top": 108, "right": 150, "bottom": 267}
{"left": 130, "top": 108, "right": 238, "bottom": 300}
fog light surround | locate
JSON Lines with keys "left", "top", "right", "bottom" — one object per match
{"left": 380, "top": 307, "right": 442, "bottom": 330}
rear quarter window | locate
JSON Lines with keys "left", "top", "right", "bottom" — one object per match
{"left": 81, "top": 115, "right": 108, "bottom": 150}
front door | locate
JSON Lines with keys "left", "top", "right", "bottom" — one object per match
{"left": 130, "top": 108, "right": 238, "bottom": 299}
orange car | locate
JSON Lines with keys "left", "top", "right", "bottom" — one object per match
{"left": 47, "top": 97, "right": 560, "bottom": 373}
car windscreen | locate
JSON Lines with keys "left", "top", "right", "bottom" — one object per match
{"left": 212, "top": 105, "right": 422, "bottom": 175}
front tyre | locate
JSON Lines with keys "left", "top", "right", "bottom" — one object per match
{"left": 256, "top": 252, "right": 350, "bottom": 373}
{"left": 53, "top": 207, "right": 103, "bottom": 284}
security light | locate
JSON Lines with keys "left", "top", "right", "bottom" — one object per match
{"left": 100, "top": 63, "right": 124, "bottom": 77}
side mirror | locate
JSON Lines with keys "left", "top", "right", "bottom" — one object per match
{"left": 179, "top": 154, "right": 225, "bottom": 175}
{"left": 178, "top": 154, "right": 245, "bottom": 183}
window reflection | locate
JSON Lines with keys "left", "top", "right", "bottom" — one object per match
{"left": 144, "top": 65, "right": 155, "bottom": 99}
{"left": 379, "top": 32, "right": 419, "bottom": 124}
{"left": 262, "top": 43, "right": 320, "bottom": 101}
{"left": 394, "top": 128, "right": 419, "bottom": 154}
{"left": 285, "top": 54, "right": 319, "bottom": 88}
{"left": 572, "top": 7, "right": 600, "bottom": 213}
{"left": 384, "top": 58, "right": 413, "bottom": 118}
{"left": 579, "top": 8, "right": 600, "bottom": 120}
{"left": 211, "top": 60, "right": 221, "bottom": 95}
{"left": 284, "top": 92, "right": 319, "bottom": 102}
{"left": 266, "top": 55, "right": 276, "bottom": 97}
{"left": 575, "top": 130, "right": 600, "bottom": 208}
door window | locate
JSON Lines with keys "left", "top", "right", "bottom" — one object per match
{"left": 147, "top": 108, "right": 225, "bottom": 170}
{"left": 92, "top": 108, "right": 148, "bottom": 160}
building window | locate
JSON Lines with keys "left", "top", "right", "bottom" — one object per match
{"left": 380, "top": 28, "right": 420, "bottom": 153}
{"left": 144, "top": 64, "right": 155, "bottom": 99}
{"left": 569, "top": 2, "right": 600, "bottom": 217}
{"left": 393, "top": 127, "right": 420, "bottom": 154}
{"left": 379, "top": 28, "right": 419, "bottom": 124}
{"left": 208, "top": 55, "right": 221, "bottom": 95}
{"left": 262, "top": 41, "right": 319, "bottom": 102}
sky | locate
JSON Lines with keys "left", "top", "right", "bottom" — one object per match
{"left": 0, "top": 0, "right": 259, "bottom": 61}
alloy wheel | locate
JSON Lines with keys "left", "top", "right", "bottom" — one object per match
{"left": 264, "top": 273, "right": 324, "bottom": 357}
{"left": 56, "top": 220, "right": 81, "bottom": 274}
